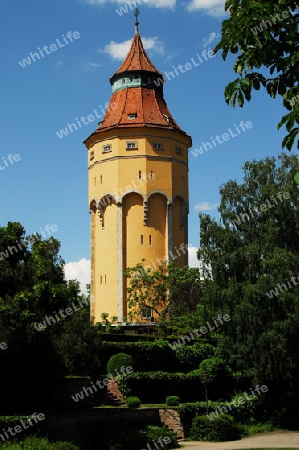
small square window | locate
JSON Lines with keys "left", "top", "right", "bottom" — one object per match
{"left": 90, "top": 150, "right": 94, "bottom": 160}
{"left": 128, "top": 113, "right": 137, "bottom": 120}
{"left": 176, "top": 147, "right": 183, "bottom": 155}
{"left": 126, "top": 141, "right": 138, "bottom": 150}
{"left": 103, "top": 144, "right": 111, "bottom": 153}
{"left": 141, "top": 306, "right": 152, "bottom": 319}
{"left": 153, "top": 142, "right": 163, "bottom": 150}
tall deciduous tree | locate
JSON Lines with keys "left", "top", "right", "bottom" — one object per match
{"left": 198, "top": 153, "right": 299, "bottom": 423}
{"left": 214, "top": 0, "right": 299, "bottom": 149}
{"left": 0, "top": 222, "right": 101, "bottom": 410}
{"left": 124, "top": 260, "right": 203, "bottom": 325}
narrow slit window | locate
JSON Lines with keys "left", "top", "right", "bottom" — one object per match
{"left": 100, "top": 175, "right": 103, "bottom": 184}
{"left": 141, "top": 235, "right": 144, "bottom": 245}
{"left": 94, "top": 177, "right": 96, "bottom": 186}
{"left": 149, "top": 235, "right": 152, "bottom": 245}
{"left": 150, "top": 171, "right": 154, "bottom": 180}
{"left": 105, "top": 274, "right": 107, "bottom": 284}
{"left": 100, "top": 275, "right": 102, "bottom": 285}
{"left": 138, "top": 170, "right": 142, "bottom": 180}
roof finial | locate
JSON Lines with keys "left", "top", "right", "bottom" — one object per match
{"left": 134, "top": 7, "right": 140, "bottom": 34}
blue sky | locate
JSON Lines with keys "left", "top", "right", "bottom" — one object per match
{"left": 0, "top": 0, "right": 289, "bottom": 289}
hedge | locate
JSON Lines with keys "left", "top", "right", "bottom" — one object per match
{"left": 117, "top": 372, "right": 206, "bottom": 403}
{"left": 99, "top": 341, "right": 216, "bottom": 373}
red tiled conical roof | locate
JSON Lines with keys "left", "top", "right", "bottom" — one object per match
{"left": 93, "top": 86, "right": 183, "bottom": 132}
{"left": 113, "top": 31, "right": 162, "bottom": 76}
{"left": 84, "top": 28, "right": 191, "bottom": 143}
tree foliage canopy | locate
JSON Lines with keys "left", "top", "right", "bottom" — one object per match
{"left": 124, "top": 260, "right": 203, "bottom": 324}
{"left": 0, "top": 222, "right": 101, "bottom": 397}
{"left": 214, "top": 0, "right": 299, "bottom": 150}
{"left": 199, "top": 153, "right": 299, "bottom": 389}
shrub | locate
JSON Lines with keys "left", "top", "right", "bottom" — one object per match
{"left": 0, "top": 436, "right": 79, "bottom": 449}
{"left": 140, "top": 426, "right": 179, "bottom": 448}
{"left": 126, "top": 396, "right": 141, "bottom": 408}
{"left": 106, "top": 353, "right": 134, "bottom": 377}
{"left": 174, "top": 343, "right": 216, "bottom": 371}
{"left": 189, "top": 414, "right": 241, "bottom": 442}
{"left": 166, "top": 396, "right": 180, "bottom": 406}
{"left": 178, "top": 401, "right": 225, "bottom": 437}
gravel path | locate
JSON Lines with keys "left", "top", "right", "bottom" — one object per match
{"left": 180, "top": 431, "right": 299, "bottom": 449}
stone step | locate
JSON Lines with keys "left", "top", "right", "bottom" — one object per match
{"left": 159, "top": 408, "right": 185, "bottom": 439}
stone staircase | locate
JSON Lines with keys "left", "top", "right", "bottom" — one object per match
{"left": 103, "top": 379, "right": 125, "bottom": 406}
{"left": 159, "top": 408, "right": 185, "bottom": 439}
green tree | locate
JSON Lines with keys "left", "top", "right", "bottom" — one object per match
{"left": 214, "top": 0, "right": 299, "bottom": 149}
{"left": 0, "top": 222, "right": 100, "bottom": 408}
{"left": 124, "top": 259, "right": 203, "bottom": 325}
{"left": 198, "top": 153, "right": 299, "bottom": 423}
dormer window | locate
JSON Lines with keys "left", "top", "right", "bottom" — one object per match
{"left": 122, "top": 78, "right": 126, "bottom": 85}
{"left": 163, "top": 114, "right": 173, "bottom": 124}
{"left": 128, "top": 113, "right": 137, "bottom": 120}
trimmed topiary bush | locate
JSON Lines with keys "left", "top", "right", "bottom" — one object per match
{"left": 189, "top": 414, "right": 241, "bottom": 442}
{"left": 166, "top": 396, "right": 180, "bottom": 406}
{"left": 106, "top": 353, "right": 134, "bottom": 377}
{"left": 126, "top": 396, "right": 141, "bottom": 408}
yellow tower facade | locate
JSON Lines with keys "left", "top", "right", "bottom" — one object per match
{"left": 84, "top": 19, "right": 192, "bottom": 328}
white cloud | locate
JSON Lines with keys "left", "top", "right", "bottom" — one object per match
{"left": 194, "top": 202, "right": 219, "bottom": 212}
{"left": 64, "top": 258, "right": 90, "bottom": 294}
{"left": 81, "top": 0, "right": 175, "bottom": 7}
{"left": 203, "top": 32, "right": 219, "bottom": 48}
{"left": 82, "top": 62, "right": 102, "bottom": 72}
{"left": 101, "top": 37, "right": 164, "bottom": 60}
{"left": 188, "top": 246, "right": 201, "bottom": 268}
{"left": 186, "top": 0, "right": 226, "bottom": 16}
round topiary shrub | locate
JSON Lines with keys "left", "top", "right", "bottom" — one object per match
{"left": 126, "top": 396, "right": 141, "bottom": 408}
{"left": 166, "top": 396, "right": 180, "bottom": 406}
{"left": 190, "top": 414, "right": 241, "bottom": 442}
{"left": 106, "top": 353, "right": 134, "bottom": 377}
